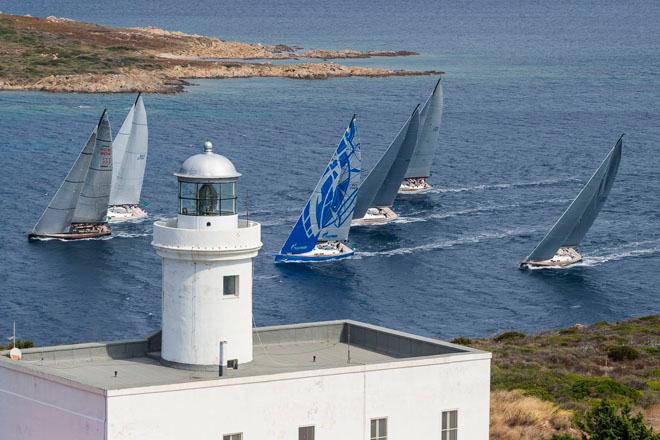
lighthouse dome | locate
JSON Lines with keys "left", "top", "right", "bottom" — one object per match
{"left": 175, "top": 141, "right": 241, "bottom": 180}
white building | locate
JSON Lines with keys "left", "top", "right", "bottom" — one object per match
{"left": 0, "top": 142, "right": 491, "bottom": 440}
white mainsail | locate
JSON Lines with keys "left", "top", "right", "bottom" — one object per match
{"left": 109, "top": 94, "right": 148, "bottom": 206}
{"left": 405, "top": 78, "right": 443, "bottom": 179}
{"left": 31, "top": 130, "right": 97, "bottom": 235}
{"left": 109, "top": 101, "right": 135, "bottom": 203}
{"left": 72, "top": 111, "right": 113, "bottom": 224}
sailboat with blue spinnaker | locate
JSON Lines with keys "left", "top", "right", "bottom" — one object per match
{"left": 274, "top": 116, "right": 361, "bottom": 263}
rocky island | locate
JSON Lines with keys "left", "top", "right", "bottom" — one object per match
{"left": 0, "top": 13, "right": 441, "bottom": 93}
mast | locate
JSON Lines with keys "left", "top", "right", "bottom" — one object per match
{"left": 278, "top": 116, "right": 360, "bottom": 255}
{"left": 404, "top": 78, "right": 443, "bottom": 179}
{"left": 525, "top": 135, "right": 623, "bottom": 262}
{"left": 72, "top": 110, "right": 113, "bottom": 223}
{"left": 353, "top": 106, "right": 420, "bottom": 219}
{"left": 111, "top": 94, "right": 149, "bottom": 206}
{"left": 31, "top": 129, "right": 97, "bottom": 235}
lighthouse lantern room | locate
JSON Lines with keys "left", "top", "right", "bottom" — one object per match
{"left": 152, "top": 141, "right": 262, "bottom": 370}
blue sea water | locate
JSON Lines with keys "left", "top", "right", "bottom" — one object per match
{"left": 0, "top": 0, "right": 659, "bottom": 345}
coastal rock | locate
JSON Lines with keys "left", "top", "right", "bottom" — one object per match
{"left": 0, "top": 13, "right": 440, "bottom": 94}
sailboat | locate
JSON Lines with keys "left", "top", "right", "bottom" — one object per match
{"left": 351, "top": 106, "right": 420, "bottom": 225}
{"left": 29, "top": 111, "right": 113, "bottom": 240}
{"left": 520, "top": 135, "right": 623, "bottom": 269}
{"left": 274, "top": 116, "right": 361, "bottom": 263}
{"left": 108, "top": 94, "right": 149, "bottom": 222}
{"left": 399, "top": 78, "right": 444, "bottom": 194}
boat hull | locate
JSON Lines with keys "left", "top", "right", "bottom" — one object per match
{"left": 28, "top": 223, "right": 111, "bottom": 241}
{"left": 274, "top": 242, "right": 354, "bottom": 263}
{"left": 398, "top": 177, "right": 432, "bottom": 195}
{"left": 520, "top": 247, "right": 583, "bottom": 269}
{"left": 108, "top": 205, "right": 148, "bottom": 222}
{"left": 351, "top": 207, "right": 398, "bottom": 226}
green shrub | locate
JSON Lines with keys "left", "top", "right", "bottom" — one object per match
{"left": 571, "top": 376, "right": 641, "bottom": 402}
{"left": 608, "top": 346, "right": 641, "bottom": 362}
{"left": 0, "top": 339, "right": 35, "bottom": 351}
{"left": 580, "top": 400, "right": 660, "bottom": 440}
{"left": 550, "top": 435, "right": 580, "bottom": 440}
{"left": 451, "top": 337, "right": 472, "bottom": 345}
{"left": 494, "top": 331, "right": 526, "bottom": 342}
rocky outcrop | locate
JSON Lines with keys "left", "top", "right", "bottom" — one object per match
{"left": 0, "top": 14, "right": 442, "bottom": 94}
{"left": 7, "top": 63, "right": 441, "bottom": 94}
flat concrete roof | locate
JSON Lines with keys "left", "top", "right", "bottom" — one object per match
{"left": 0, "top": 320, "right": 490, "bottom": 392}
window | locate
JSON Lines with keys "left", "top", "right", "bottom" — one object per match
{"left": 223, "top": 275, "right": 238, "bottom": 296}
{"left": 442, "top": 410, "right": 458, "bottom": 440}
{"left": 178, "top": 181, "right": 237, "bottom": 216}
{"left": 298, "top": 426, "right": 314, "bottom": 440}
{"left": 223, "top": 434, "right": 242, "bottom": 440}
{"left": 370, "top": 418, "right": 387, "bottom": 440}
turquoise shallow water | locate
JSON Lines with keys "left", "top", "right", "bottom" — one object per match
{"left": 0, "top": 0, "right": 659, "bottom": 345}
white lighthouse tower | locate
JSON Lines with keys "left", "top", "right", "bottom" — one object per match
{"left": 152, "top": 141, "right": 262, "bottom": 370}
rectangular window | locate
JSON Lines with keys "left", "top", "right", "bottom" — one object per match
{"left": 223, "top": 275, "right": 238, "bottom": 296}
{"left": 180, "top": 197, "right": 196, "bottom": 215}
{"left": 442, "top": 410, "right": 458, "bottom": 440}
{"left": 299, "top": 426, "right": 314, "bottom": 440}
{"left": 221, "top": 182, "right": 236, "bottom": 198}
{"left": 221, "top": 198, "right": 236, "bottom": 215}
{"left": 223, "top": 434, "right": 242, "bottom": 440}
{"left": 180, "top": 181, "right": 197, "bottom": 198}
{"left": 370, "top": 418, "right": 387, "bottom": 440}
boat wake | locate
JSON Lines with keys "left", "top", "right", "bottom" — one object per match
{"left": 580, "top": 241, "right": 660, "bottom": 267}
{"left": 356, "top": 228, "right": 540, "bottom": 258}
{"left": 526, "top": 240, "right": 660, "bottom": 270}
{"left": 110, "top": 231, "right": 152, "bottom": 239}
{"left": 429, "top": 177, "right": 579, "bottom": 194}
{"left": 394, "top": 198, "right": 570, "bottom": 224}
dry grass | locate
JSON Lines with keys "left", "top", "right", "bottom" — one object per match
{"left": 490, "top": 390, "right": 581, "bottom": 439}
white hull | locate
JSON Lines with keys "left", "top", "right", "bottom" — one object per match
{"left": 275, "top": 241, "right": 354, "bottom": 263}
{"left": 351, "top": 207, "right": 398, "bottom": 226}
{"left": 398, "top": 177, "right": 432, "bottom": 194}
{"left": 107, "top": 205, "right": 147, "bottom": 223}
{"left": 521, "top": 247, "right": 583, "bottom": 269}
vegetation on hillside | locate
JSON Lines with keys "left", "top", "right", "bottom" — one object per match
{"left": 0, "top": 14, "right": 436, "bottom": 93}
{"left": 454, "top": 315, "right": 660, "bottom": 439}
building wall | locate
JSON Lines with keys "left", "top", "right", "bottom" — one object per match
{"left": 0, "top": 366, "right": 106, "bottom": 440}
{"left": 107, "top": 358, "right": 490, "bottom": 440}
{"left": 161, "top": 256, "right": 254, "bottom": 366}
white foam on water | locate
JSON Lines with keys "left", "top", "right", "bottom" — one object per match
{"left": 429, "top": 177, "right": 579, "bottom": 194}
{"left": 399, "top": 198, "right": 571, "bottom": 224}
{"left": 525, "top": 240, "right": 660, "bottom": 269}
{"left": 111, "top": 231, "right": 152, "bottom": 239}
{"left": 580, "top": 246, "right": 660, "bottom": 267}
{"left": 357, "top": 228, "right": 540, "bottom": 258}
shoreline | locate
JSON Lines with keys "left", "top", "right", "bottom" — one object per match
{"left": 0, "top": 14, "right": 441, "bottom": 94}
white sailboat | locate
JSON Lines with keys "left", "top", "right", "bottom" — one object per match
{"left": 520, "top": 136, "right": 623, "bottom": 269}
{"left": 30, "top": 111, "right": 113, "bottom": 240}
{"left": 399, "top": 78, "right": 443, "bottom": 194}
{"left": 351, "top": 106, "right": 420, "bottom": 225}
{"left": 108, "top": 94, "right": 149, "bottom": 222}
{"left": 275, "top": 116, "right": 361, "bottom": 263}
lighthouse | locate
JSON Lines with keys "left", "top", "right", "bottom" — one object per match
{"left": 152, "top": 141, "right": 262, "bottom": 370}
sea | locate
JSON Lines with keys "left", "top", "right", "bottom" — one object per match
{"left": 0, "top": 0, "right": 659, "bottom": 346}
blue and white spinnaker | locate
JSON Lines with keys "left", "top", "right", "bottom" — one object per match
{"left": 275, "top": 116, "right": 361, "bottom": 263}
